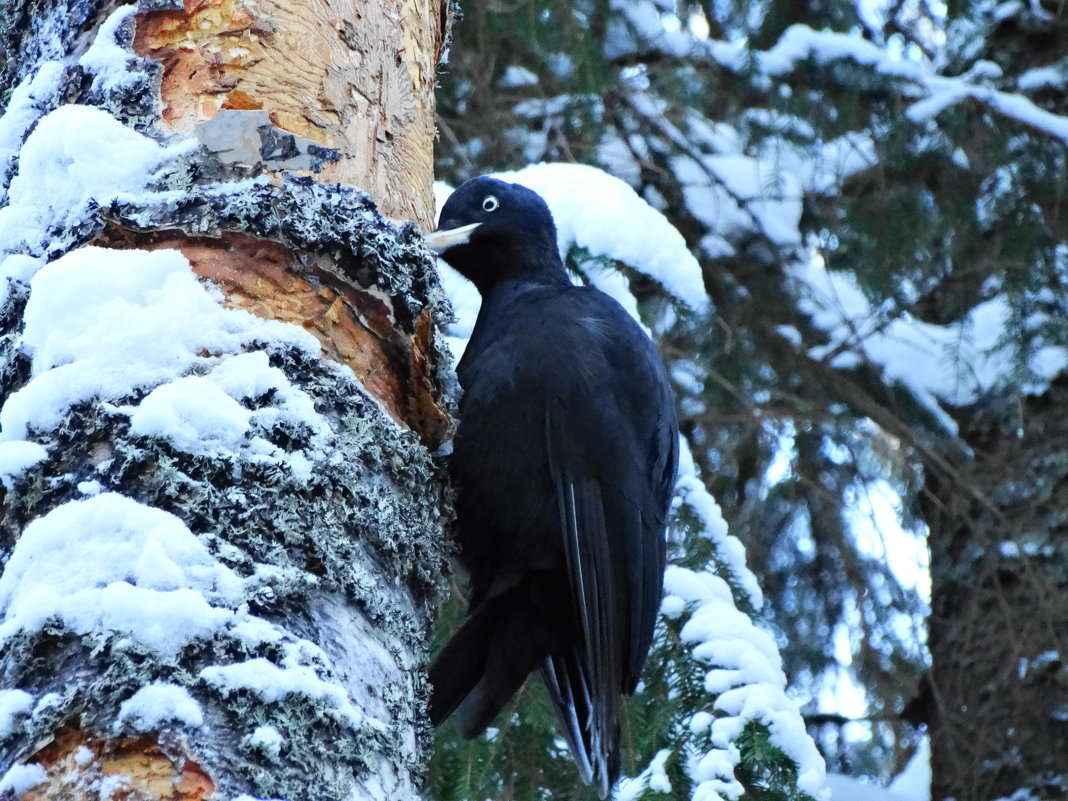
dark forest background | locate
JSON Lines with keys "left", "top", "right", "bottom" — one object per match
{"left": 426, "top": 1, "right": 1068, "bottom": 799}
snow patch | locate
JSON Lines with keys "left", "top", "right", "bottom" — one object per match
{"left": 908, "top": 83, "right": 1068, "bottom": 142}
{"left": 708, "top": 24, "right": 1068, "bottom": 145}
{"left": 614, "top": 748, "right": 673, "bottom": 800}
{"left": 77, "top": 479, "right": 104, "bottom": 496}
{"left": 674, "top": 151, "right": 803, "bottom": 248}
{"left": 0, "top": 442, "right": 47, "bottom": 490}
{"left": 1018, "top": 64, "right": 1067, "bottom": 91}
{"left": 607, "top": 0, "right": 692, "bottom": 61}
{"left": 755, "top": 25, "right": 920, "bottom": 79}
{"left": 825, "top": 774, "right": 913, "bottom": 801}
{"left": 0, "top": 764, "right": 46, "bottom": 798}
{"left": 888, "top": 737, "right": 930, "bottom": 801}
{"left": 0, "top": 254, "right": 43, "bottom": 307}
{"left": 126, "top": 346, "right": 331, "bottom": 470}
{"left": 660, "top": 594, "right": 686, "bottom": 619}
{"left": 248, "top": 724, "right": 285, "bottom": 758}
{"left": 80, "top": 6, "right": 141, "bottom": 93}
{"left": 674, "top": 439, "right": 763, "bottom": 608}
{"left": 129, "top": 377, "right": 252, "bottom": 454}
{"left": 100, "top": 774, "right": 130, "bottom": 796}
{"left": 31, "top": 693, "right": 62, "bottom": 720}
{"left": 200, "top": 649, "right": 368, "bottom": 730}
{"left": 0, "top": 246, "right": 321, "bottom": 447}
{"left": 498, "top": 163, "right": 707, "bottom": 310}
{"left": 0, "top": 689, "right": 34, "bottom": 738}
{"left": 659, "top": 438, "right": 825, "bottom": 799}
{"left": 791, "top": 259, "right": 1068, "bottom": 428}
{"left": 500, "top": 65, "right": 539, "bottom": 87}
{"left": 231, "top": 615, "right": 286, "bottom": 647}
{"left": 0, "top": 104, "right": 194, "bottom": 258}
{"left": 667, "top": 563, "right": 826, "bottom": 799}
{"left": 0, "top": 493, "right": 243, "bottom": 656}
{"left": 116, "top": 682, "right": 204, "bottom": 732}
{"left": 0, "top": 63, "right": 65, "bottom": 203}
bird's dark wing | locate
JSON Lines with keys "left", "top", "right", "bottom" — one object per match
{"left": 539, "top": 289, "right": 678, "bottom": 796}
{"left": 544, "top": 402, "right": 621, "bottom": 797}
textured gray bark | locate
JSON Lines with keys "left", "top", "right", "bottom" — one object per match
{"left": 0, "top": 2, "right": 453, "bottom": 799}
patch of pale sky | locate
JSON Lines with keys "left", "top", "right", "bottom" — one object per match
{"left": 848, "top": 480, "right": 930, "bottom": 602}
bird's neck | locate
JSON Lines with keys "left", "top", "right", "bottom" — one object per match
{"left": 470, "top": 241, "right": 571, "bottom": 297}
{"left": 477, "top": 276, "right": 561, "bottom": 314}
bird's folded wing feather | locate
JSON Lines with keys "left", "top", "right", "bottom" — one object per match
{"left": 543, "top": 399, "right": 630, "bottom": 795}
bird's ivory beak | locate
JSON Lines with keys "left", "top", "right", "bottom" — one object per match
{"left": 425, "top": 222, "right": 482, "bottom": 253}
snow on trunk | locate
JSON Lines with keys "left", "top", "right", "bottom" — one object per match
{"left": 0, "top": 2, "right": 452, "bottom": 800}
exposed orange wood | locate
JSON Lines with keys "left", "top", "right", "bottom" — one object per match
{"left": 20, "top": 726, "right": 214, "bottom": 801}
{"left": 408, "top": 308, "right": 451, "bottom": 447}
{"left": 222, "top": 88, "right": 263, "bottom": 110}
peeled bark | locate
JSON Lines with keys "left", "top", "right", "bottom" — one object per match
{"left": 132, "top": 0, "right": 443, "bottom": 226}
{"left": 0, "top": 0, "right": 452, "bottom": 798}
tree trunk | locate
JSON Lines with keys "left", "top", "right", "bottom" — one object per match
{"left": 923, "top": 380, "right": 1068, "bottom": 801}
{"left": 0, "top": 0, "right": 452, "bottom": 799}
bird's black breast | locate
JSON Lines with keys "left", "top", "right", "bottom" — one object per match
{"left": 451, "top": 282, "right": 677, "bottom": 612}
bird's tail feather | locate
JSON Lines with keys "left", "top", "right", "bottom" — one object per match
{"left": 428, "top": 601, "right": 502, "bottom": 728}
{"left": 542, "top": 651, "right": 620, "bottom": 799}
{"left": 428, "top": 592, "right": 549, "bottom": 738}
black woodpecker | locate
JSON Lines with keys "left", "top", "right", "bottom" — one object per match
{"left": 425, "top": 176, "right": 679, "bottom": 798}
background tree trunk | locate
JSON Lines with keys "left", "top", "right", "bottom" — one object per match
{"left": 917, "top": 11, "right": 1068, "bottom": 800}
{"left": 923, "top": 381, "right": 1068, "bottom": 801}
{"left": 0, "top": 0, "right": 452, "bottom": 799}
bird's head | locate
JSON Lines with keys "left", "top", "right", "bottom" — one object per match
{"left": 426, "top": 177, "right": 566, "bottom": 293}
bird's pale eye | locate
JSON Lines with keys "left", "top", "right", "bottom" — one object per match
{"left": 482, "top": 195, "right": 500, "bottom": 212}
